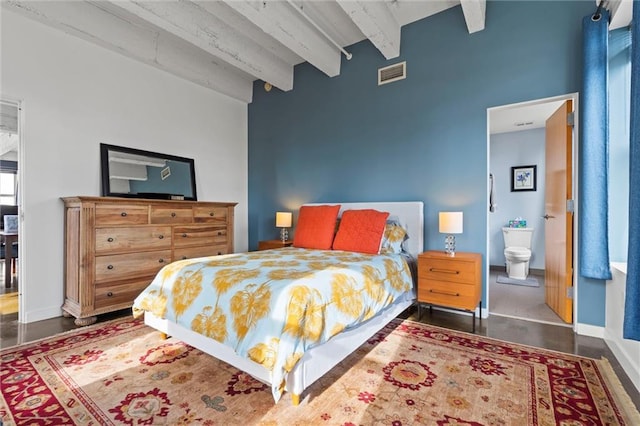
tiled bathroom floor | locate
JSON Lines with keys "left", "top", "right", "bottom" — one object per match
{"left": 489, "top": 268, "right": 566, "bottom": 325}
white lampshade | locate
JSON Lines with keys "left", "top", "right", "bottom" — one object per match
{"left": 439, "top": 212, "right": 463, "bottom": 234}
{"left": 276, "top": 211, "right": 292, "bottom": 228}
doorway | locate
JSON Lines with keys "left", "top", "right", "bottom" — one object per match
{"left": 0, "top": 99, "right": 21, "bottom": 318}
{"left": 486, "top": 94, "right": 577, "bottom": 326}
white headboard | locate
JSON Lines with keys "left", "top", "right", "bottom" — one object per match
{"left": 303, "top": 201, "right": 424, "bottom": 257}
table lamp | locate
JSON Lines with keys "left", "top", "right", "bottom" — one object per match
{"left": 439, "top": 211, "right": 463, "bottom": 256}
{"left": 276, "top": 211, "right": 292, "bottom": 242}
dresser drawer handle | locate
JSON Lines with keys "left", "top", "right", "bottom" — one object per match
{"left": 182, "top": 256, "right": 187, "bottom": 260}
{"left": 429, "top": 289, "right": 460, "bottom": 297}
{"left": 209, "top": 212, "right": 214, "bottom": 216}
{"left": 159, "top": 235, "right": 164, "bottom": 239}
{"left": 107, "top": 237, "right": 114, "bottom": 242}
{"left": 217, "top": 231, "right": 222, "bottom": 235}
{"left": 107, "top": 291, "right": 113, "bottom": 297}
{"left": 121, "top": 212, "right": 127, "bottom": 217}
{"left": 429, "top": 268, "right": 459, "bottom": 274}
{"left": 159, "top": 258, "right": 165, "bottom": 263}
{"left": 217, "top": 252, "right": 222, "bottom": 255}
{"left": 107, "top": 265, "right": 114, "bottom": 270}
{"left": 182, "top": 233, "right": 187, "bottom": 238}
{"left": 171, "top": 212, "right": 176, "bottom": 217}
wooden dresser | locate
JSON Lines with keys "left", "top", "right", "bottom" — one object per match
{"left": 417, "top": 250, "right": 482, "bottom": 332}
{"left": 62, "top": 196, "right": 236, "bottom": 325}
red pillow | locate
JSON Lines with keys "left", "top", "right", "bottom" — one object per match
{"left": 332, "top": 209, "right": 390, "bottom": 254}
{"left": 292, "top": 205, "right": 341, "bottom": 250}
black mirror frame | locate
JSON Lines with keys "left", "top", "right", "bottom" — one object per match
{"left": 100, "top": 143, "right": 197, "bottom": 201}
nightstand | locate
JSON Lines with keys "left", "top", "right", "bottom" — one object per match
{"left": 417, "top": 250, "right": 482, "bottom": 332}
{"left": 258, "top": 240, "right": 293, "bottom": 250}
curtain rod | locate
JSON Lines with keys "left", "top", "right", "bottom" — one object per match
{"left": 592, "top": 0, "right": 605, "bottom": 22}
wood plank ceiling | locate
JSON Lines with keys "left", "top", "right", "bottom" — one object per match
{"left": 4, "top": 1, "right": 631, "bottom": 104}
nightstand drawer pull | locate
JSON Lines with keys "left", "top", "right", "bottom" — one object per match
{"left": 429, "top": 289, "right": 460, "bottom": 297}
{"left": 429, "top": 268, "right": 459, "bottom": 274}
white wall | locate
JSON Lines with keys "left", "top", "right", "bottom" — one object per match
{"left": 489, "top": 128, "right": 546, "bottom": 270}
{"left": 605, "top": 264, "right": 640, "bottom": 393}
{"left": 1, "top": 10, "right": 249, "bottom": 323}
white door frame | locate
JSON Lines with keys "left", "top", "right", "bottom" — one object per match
{"left": 1, "top": 97, "right": 25, "bottom": 323}
{"left": 485, "top": 92, "right": 579, "bottom": 329}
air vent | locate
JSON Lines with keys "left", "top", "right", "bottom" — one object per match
{"left": 378, "top": 61, "right": 406, "bottom": 86}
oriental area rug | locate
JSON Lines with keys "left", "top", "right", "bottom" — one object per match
{"left": 1, "top": 317, "right": 639, "bottom": 425}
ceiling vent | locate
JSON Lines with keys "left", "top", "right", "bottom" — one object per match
{"left": 378, "top": 61, "right": 406, "bottom": 86}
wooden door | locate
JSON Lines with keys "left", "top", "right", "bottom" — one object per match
{"left": 544, "top": 100, "right": 573, "bottom": 323}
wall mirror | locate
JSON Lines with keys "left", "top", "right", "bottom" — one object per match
{"left": 100, "top": 143, "right": 197, "bottom": 200}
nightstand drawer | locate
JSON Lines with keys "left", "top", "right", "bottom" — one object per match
{"left": 419, "top": 257, "right": 478, "bottom": 284}
{"left": 418, "top": 279, "right": 478, "bottom": 311}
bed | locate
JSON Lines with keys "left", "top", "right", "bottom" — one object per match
{"left": 132, "top": 201, "right": 424, "bottom": 404}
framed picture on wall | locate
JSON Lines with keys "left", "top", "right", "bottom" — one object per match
{"left": 511, "top": 165, "right": 537, "bottom": 192}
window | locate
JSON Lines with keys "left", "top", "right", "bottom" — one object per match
{"left": 608, "top": 27, "right": 631, "bottom": 262}
{"left": 0, "top": 171, "right": 16, "bottom": 205}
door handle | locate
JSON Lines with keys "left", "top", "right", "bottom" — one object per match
{"left": 542, "top": 214, "right": 556, "bottom": 220}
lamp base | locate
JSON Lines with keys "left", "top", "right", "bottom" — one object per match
{"left": 444, "top": 234, "right": 456, "bottom": 256}
{"left": 280, "top": 228, "right": 289, "bottom": 243}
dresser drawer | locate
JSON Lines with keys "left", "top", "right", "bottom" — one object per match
{"left": 95, "top": 204, "right": 149, "bottom": 226}
{"left": 193, "top": 206, "right": 228, "bottom": 224}
{"left": 418, "top": 278, "right": 479, "bottom": 311}
{"left": 150, "top": 206, "right": 193, "bottom": 224}
{"left": 419, "top": 257, "right": 478, "bottom": 284}
{"left": 95, "top": 278, "right": 154, "bottom": 309}
{"left": 95, "top": 226, "right": 171, "bottom": 254}
{"left": 95, "top": 250, "right": 172, "bottom": 282}
{"left": 174, "top": 245, "right": 229, "bottom": 261}
{"left": 173, "top": 225, "right": 227, "bottom": 248}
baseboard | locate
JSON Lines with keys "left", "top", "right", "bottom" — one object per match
{"left": 22, "top": 306, "right": 63, "bottom": 323}
{"left": 604, "top": 330, "right": 640, "bottom": 394}
{"left": 576, "top": 322, "right": 605, "bottom": 338}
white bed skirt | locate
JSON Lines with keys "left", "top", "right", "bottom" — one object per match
{"left": 143, "top": 292, "right": 414, "bottom": 403}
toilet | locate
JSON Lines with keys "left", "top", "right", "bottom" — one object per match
{"left": 502, "top": 227, "right": 534, "bottom": 280}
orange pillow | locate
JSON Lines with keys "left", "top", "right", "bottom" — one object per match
{"left": 292, "top": 205, "right": 341, "bottom": 250}
{"left": 332, "top": 209, "right": 390, "bottom": 254}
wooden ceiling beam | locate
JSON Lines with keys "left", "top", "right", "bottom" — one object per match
{"left": 220, "top": 0, "right": 341, "bottom": 78}
{"left": 2, "top": 1, "right": 254, "bottom": 102}
{"left": 112, "top": 0, "right": 294, "bottom": 92}
{"left": 336, "top": 0, "right": 401, "bottom": 59}
{"left": 460, "top": 0, "right": 486, "bottom": 34}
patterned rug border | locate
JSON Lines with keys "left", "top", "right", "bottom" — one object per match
{"left": 3, "top": 314, "right": 639, "bottom": 424}
{"left": 595, "top": 356, "right": 640, "bottom": 424}
{"left": 394, "top": 317, "right": 640, "bottom": 424}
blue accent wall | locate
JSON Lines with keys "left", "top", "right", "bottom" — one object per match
{"left": 249, "top": 1, "right": 602, "bottom": 322}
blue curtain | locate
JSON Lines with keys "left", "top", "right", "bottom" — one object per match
{"left": 624, "top": 2, "right": 640, "bottom": 341}
{"left": 579, "top": 10, "right": 612, "bottom": 280}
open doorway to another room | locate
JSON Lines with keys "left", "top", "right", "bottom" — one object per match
{"left": 487, "top": 94, "right": 577, "bottom": 327}
{"left": 0, "top": 100, "right": 20, "bottom": 318}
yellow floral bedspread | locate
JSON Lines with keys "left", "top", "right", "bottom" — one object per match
{"left": 132, "top": 247, "right": 414, "bottom": 401}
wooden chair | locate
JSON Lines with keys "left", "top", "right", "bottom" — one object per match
{"left": 0, "top": 242, "right": 18, "bottom": 285}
